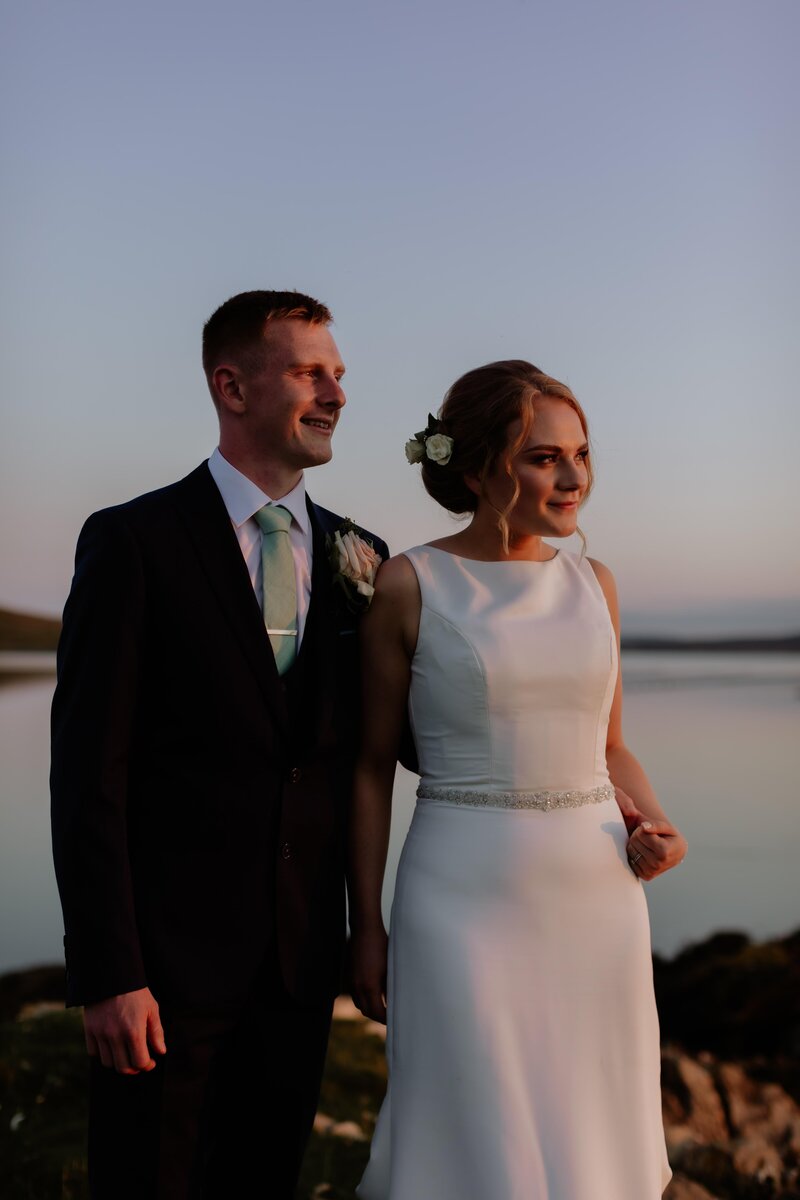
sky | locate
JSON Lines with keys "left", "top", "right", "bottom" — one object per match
{"left": 2, "top": 0, "right": 798, "bottom": 632}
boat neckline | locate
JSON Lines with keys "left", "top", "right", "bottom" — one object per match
{"left": 420, "top": 545, "right": 561, "bottom": 565}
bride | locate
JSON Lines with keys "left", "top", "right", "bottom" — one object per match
{"left": 348, "top": 360, "right": 686, "bottom": 1199}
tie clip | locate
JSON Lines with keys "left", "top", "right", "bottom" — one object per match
{"left": 266, "top": 629, "right": 298, "bottom": 636}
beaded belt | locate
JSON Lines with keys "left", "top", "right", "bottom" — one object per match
{"left": 416, "top": 782, "right": 615, "bottom": 812}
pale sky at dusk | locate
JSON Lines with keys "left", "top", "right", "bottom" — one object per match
{"left": 2, "top": 0, "right": 798, "bottom": 631}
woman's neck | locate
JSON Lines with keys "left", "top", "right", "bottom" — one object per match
{"left": 431, "top": 513, "right": 556, "bottom": 562}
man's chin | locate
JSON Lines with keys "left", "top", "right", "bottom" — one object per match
{"left": 300, "top": 444, "right": 334, "bottom": 468}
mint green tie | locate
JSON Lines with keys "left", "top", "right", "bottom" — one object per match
{"left": 255, "top": 504, "right": 297, "bottom": 675}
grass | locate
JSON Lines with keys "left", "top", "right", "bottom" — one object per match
{"left": 0, "top": 1005, "right": 387, "bottom": 1200}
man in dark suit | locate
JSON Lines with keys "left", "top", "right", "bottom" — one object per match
{"left": 50, "top": 290, "right": 388, "bottom": 1198}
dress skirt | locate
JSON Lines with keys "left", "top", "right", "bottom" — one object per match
{"left": 357, "top": 794, "right": 671, "bottom": 1200}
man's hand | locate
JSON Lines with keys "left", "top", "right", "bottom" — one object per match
{"left": 83, "top": 986, "right": 166, "bottom": 1075}
{"left": 615, "top": 788, "right": 688, "bottom": 882}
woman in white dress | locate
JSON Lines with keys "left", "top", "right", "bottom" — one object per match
{"left": 349, "top": 361, "right": 686, "bottom": 1199}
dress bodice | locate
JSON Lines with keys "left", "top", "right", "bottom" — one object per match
{"left": 403, "top": 546, "right": 618, "bottom": 794}
{"left": 359, "top": 549, "right": 670, "bottom": 1200}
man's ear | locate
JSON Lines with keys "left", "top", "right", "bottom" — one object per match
{"left": 212, "top": 365, "right": 246, "bottom": 415}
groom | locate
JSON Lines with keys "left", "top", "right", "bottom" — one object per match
{"left": 50, "top": 290, "right": 388, "bottom": 1198}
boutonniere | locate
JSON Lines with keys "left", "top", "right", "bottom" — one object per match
{"left": 326, "top": 518, "right": 383, "bottom": 614}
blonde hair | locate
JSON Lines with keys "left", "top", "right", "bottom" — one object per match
{"left": 420, "top": 360, "right": 593, "bottom": 551}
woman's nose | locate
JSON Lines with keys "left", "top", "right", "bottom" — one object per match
{"left": 557, "top": 461, "right": 585, "bottom": 490}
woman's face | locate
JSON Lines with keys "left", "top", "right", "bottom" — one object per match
{"left": 481, "top": 397, "right": 590, "bottom": 539}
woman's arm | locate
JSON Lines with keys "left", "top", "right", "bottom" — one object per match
{"left": 348, "top": 554, "right": 421, "bottom": 1022}
{"left": 589, "top": 558, "right": 688, "bottom": 881}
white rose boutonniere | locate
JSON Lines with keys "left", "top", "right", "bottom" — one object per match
{"left": 327, "top": 518, "right": 383, "bottom": 613}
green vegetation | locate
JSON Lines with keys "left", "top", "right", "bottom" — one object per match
{"left": 0, "top": 1006, "right": 385, "bottom": 1200}
{"left": 3, "top": 927, "right": 799, "bottom": 1198}
{"left": 0, "top": 1010, "right": 89, "bottom": 1200}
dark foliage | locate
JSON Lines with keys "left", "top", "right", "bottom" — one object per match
{"left": 654, "top": 929, "right": 800, "bottom": 1058}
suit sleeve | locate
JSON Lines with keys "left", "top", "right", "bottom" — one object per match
{"left": 50, "top": 508, "right": 148, "bottom": 1006}
{"left": 379, "top": 536, "right": 419, "bottom": 775}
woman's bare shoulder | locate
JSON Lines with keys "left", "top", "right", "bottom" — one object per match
{"left": 586, "top": 556, "right": 616, "bottom": 591}
{"left": 374, "top": 553, "right": 421, "bottom": 605}
{"left": 586, "top": 557, "right": 620, "bottom": 626}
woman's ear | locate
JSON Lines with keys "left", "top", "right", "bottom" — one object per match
{"left": 463, "top": 471, "right": 482, "bottom": 498}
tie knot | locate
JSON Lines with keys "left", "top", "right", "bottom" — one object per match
{"left": 255, "top": 504, "right": 293, "bottom": 536}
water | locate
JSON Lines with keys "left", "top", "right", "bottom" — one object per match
{"left": 382, "top": 652, "right": 800, "bottom": 958}
{"left": 1, "top": 653, "right": 798, "bottom": 974}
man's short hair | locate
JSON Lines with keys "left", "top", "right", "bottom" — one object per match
{"left": 202, "top": 290, "right": 333, "bottom": 378}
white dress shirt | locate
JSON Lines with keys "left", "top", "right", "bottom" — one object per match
{"left": 207, "top": 447, "right": 314, "bottom": 646}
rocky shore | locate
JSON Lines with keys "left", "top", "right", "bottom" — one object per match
{"left": 1, "top": 928, "right": 798, "bottom": 1199}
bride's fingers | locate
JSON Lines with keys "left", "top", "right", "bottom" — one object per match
{"left": 353, "top": 985, "right": 387, "bottom": 1024}
{"left": 627, "top": 838, "right": 658, "bottom": 877}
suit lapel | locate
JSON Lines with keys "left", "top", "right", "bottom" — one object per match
{"left": 171, "top": 463, "right": 290, "bottom": 736}
{"left": 286, "top": 499, "right": 337, "bottom": 737}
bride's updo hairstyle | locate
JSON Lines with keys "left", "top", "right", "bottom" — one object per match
{"left": 421, "top": 360, "right": 593, "bottom": 542}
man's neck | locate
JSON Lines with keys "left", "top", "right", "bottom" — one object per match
{"left": 217, "top": 446, "right": 302, "bottom": 501}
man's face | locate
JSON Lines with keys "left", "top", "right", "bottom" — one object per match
{"left": 235, "top": 319, "right": 346, "bottom": 473}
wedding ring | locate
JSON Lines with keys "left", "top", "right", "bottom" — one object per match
{"left": 630, "top": 851, "right": 643, "bottom": 865}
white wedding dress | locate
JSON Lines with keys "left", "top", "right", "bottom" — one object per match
{"left": 357, "top": 546, "right": 671, "bottom": 1200}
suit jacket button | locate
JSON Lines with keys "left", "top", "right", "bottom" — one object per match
{"left": 289, "top": 767, "right": 301, "bottom": 783}
{"left": 281, "top": 842, "right": 292, "bottom": 860}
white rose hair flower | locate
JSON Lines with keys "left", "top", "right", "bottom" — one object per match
{"left": 405, "top": 414, "right": 454, "bottom": 466}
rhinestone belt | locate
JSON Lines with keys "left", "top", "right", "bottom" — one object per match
{"left": 416, "top": 782, "right": 615, "bottom": 812}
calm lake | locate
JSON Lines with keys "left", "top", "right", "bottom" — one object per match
{"left": 1, "top": 652, "right": 798, "bottom": 975}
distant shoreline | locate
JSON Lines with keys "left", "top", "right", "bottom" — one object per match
{"left": 620, "top": 633, "right": 800, "bottom": 654}
{"left": 2, "top": 605, "right": 798, "bottom": 658}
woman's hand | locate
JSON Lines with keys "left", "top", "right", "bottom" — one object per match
{"left": 350, "top": 925, "right": 389, "bottom": 1024}
{"left": 616, "top": 788, "right": 687, "bottom": 882}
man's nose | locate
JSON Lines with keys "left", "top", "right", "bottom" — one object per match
{"left": 320, "top": 375, "right": 346, "bottom": 409}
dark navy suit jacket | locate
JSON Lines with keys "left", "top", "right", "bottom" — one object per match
{"left": 51, "top": 461, "right": 388, "bottom": 1012}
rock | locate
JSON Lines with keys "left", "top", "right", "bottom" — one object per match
{"left": 717, "top": 1061, "right": 800, "bottom": 1150}
{"left": 664, "top": 1174, "right": 719, "bottom": 1200}
{"left": 332, "top": 996, "right": 362, "bottom": 1021}
{"left": 669, "top": 1143, "right": 738, "bottom": 1196}
{"left": 331, "top": 995, "right": 387, "bottom": 1041}
{"left": 17, "top": 1001, "right": 64, "bottom": 1020}
{"left": 330, "top": 1120, "right": 367, "bottom": 1142}
{"left": 662, "top": 1050, "right": 729, "bottom": 1144}
{"left": 731, "top": 1135, "right": 784, "bottom": 1185}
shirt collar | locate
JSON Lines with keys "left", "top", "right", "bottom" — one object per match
{"left": 207, "top": 447, "right": 310, "bottom": 536}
